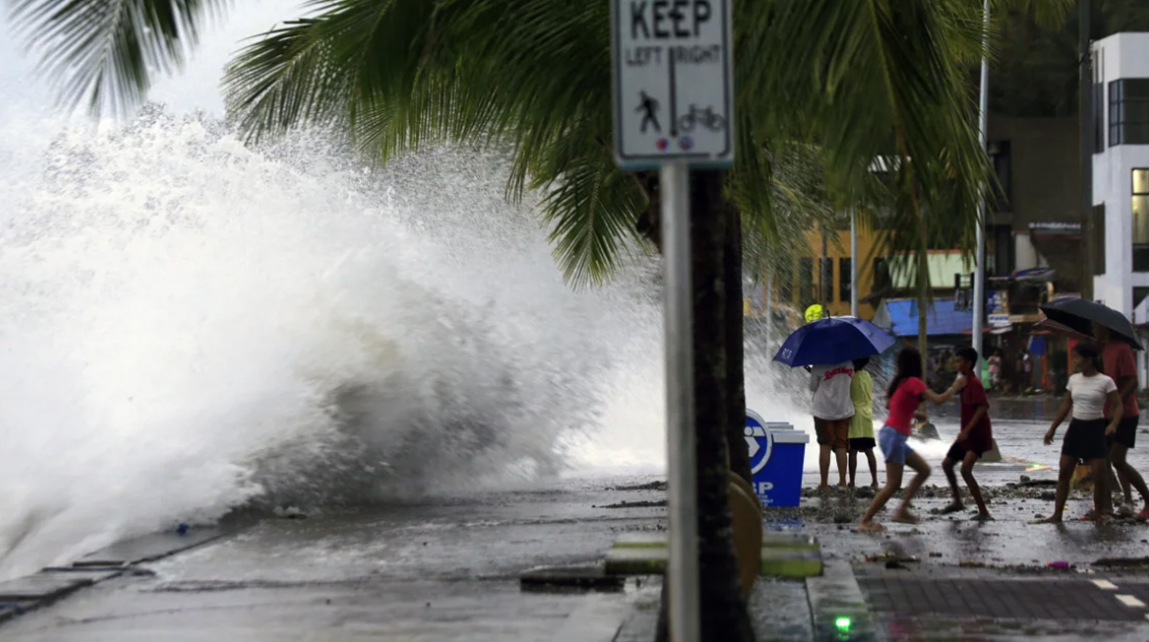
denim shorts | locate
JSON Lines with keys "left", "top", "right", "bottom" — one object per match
{"left": 878, "top": 425, "right": 914, "bottom": 466}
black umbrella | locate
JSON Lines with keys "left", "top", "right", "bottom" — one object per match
{"left": 1039, "top": 297, "right": 1143, "bottom": 350}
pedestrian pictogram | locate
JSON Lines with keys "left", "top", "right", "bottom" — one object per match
{"left": 637, "top": 91, "right": 661, "bottom": 133}
{"left": 611, "top": 0, "right": 734, "bottom": 169}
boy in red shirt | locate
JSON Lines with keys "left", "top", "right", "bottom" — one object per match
{"left": 939, "top": 347, "right": 993, "bottom": 521}
{"left": 1096, "top": 325, "right": 1149, "bottom": 519}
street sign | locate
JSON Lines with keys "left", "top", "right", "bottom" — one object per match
{"left": 983, "top": 314, "right": 1011, "bottom": 328}
{"left": 611, "top": 0, "right": 734, "bottom": 169}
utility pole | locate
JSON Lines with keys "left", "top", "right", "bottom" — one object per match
{"left": 1080, "top": 0, "right": 1094, "bottom": 300}
{"left": 765, "top": 273, "right": 774, "bottom": 347}
{"left": 851, "top": 209, "right": 859, "bottom": 317}
{"left": 972, "top": 0, "right": 989, "bottom": 359}
{"left": 821, "top": 230, "right": 830, "bottom": 316}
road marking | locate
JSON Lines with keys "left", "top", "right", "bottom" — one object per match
{"left": 1115, "top": 595, "right": 1145, "bottom": 608}
{"left": 1093, "top": 580, "right": 1119, "bottom": 590}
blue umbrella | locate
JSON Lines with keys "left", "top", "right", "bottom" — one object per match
{"left": 773, "top": 316, "right": 897, "bottom": 367}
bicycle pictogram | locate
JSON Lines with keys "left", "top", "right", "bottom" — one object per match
{"left": 677, "top": 104, "right": 726, "bottom": 133}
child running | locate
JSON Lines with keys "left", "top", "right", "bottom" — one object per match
{"left": 848, "top": 357, "right": 879, "bottom": 490}
{"left": 939, "top": 347, "right": 993, "bottom": 521}
{"left": 860, "top": 347, "right": 965, "bottom": 532}
{"left": 1035, "top": 342, "right": 1122, "bottom": 525}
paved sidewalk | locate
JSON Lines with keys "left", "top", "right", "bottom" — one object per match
{"left": 850, "top": 562, "right": 1149, "bottom": 641}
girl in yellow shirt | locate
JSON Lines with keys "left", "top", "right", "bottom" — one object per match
{"left": 849, "top": 357, "right": 879, "bottom": 490}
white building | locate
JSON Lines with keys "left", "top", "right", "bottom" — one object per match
{"left": 1092, "top": 33, "right": 1149, "bottom": 385}
{"left": 1092, "top": 33, "right": 1149, "bottom": 319}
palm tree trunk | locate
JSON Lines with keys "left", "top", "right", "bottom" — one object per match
{"left": 726, "top": 206, "right": 752, "bottom": 486}
{"left": 654, "top": 170, "right": 754, "bottom": 642}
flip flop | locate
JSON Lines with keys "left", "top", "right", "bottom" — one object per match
{"left": 971, "top": 513, "right": 994, "bottom": 522}
{"left": 892, "top": 513, "right": 920, "bottom": 525}
{"left": 1138, "top": 509, "right": 1149, "bottom": 522}
{"left": 858, "top": 521, "right": 887, "bottom": 533}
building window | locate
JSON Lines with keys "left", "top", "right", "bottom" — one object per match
{"left": 1109, "top": 79, "right": 1149, "bottom": 147}
{"left": 993, "top": 225, "right": 1013, "bottom": 277}
{"left": 819, "top": 257, "right": 833, "bottom": 303}
{"left": 1135, "top": 288, "right": 1149, "bottom": 317}
{"left": 1094, "top": 83, "right": 1105, "bottom": 153}
{"left": 1135, "top": 170, "right": 1149, "bottom": 272}
{"left": 798, "top": 258, "right": 814, "bottom": 308}
{"left": 872, "top": 258, "right": 891, "bottom": 293}
{"left": 1093, "top": 205, "right": 1106, "bottom": 276}
{"left": 839, "top": 258, "right": 852, "bottom": 303}
{"left": 777, "top": 259, "right": 793, "bottom": 303}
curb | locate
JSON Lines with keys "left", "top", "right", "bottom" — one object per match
{"left": 604, "top": 532, "right": 824, "bottom": 579}
{"left": 806, "top": 558, "right": 877, "bottom": 641}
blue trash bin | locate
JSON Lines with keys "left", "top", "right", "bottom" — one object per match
{"left": 745, "top": 410, "right": 809, "bottom": 507}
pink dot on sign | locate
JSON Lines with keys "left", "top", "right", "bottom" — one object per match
{"left": 679, "top": 136, "right": 694, "bottom": 151}
{"left": 656, "top": 138, "right": 669, "bottom": 151}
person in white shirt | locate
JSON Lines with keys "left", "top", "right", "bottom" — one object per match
{"left": 1035, "top": 342, "right": 1123, "bottom": 525}
{"left": 809, "top": 361, "right": 856, "bottom": 492}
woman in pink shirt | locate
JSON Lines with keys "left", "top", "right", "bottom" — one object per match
{"left": 860, "top": 348, "right": 965, "bottom": 532}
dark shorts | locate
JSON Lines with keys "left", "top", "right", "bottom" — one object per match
{"left": 1062, "top": 418, "right": 1108, "bottom": 461}
{"left": 1107, "top": 416, "right": 1139, "bottom": 450}
{"left": 849, "top": 437, "right": 876, "bottom": 452}
{"left": 945, "top": 441, "right": 984, "bottom": 463}
{"left": 815, "top": 418, "right": 849, "bottom": 451}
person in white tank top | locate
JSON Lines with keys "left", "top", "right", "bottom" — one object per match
{"left": 808, "top": 362, "right": 855, "bottom": 491}
{"left": 1036, "top": 343, "right": 1122, "bottom": 525}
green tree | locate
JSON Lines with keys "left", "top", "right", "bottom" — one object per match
{"left": 9, "top": 1, "right": 1051, "bottom": 639}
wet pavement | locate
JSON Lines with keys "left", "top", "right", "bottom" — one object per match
{"left": 7, "top": 400, "right": 1149, "bottom": 640}
{"left": 0, "top": 479, "right": 666, "bottom": 642}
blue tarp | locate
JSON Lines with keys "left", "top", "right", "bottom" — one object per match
{"left": 875, "top": 299, "right": 972, "bottom": 337}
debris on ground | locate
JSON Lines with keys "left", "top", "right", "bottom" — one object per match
{"left": 1093, "top": 556, "right": 1149, "bottom": 568}
{"left": 609, "top": 481, "right": 667, "bottom": 492}
{"left": 598, "top": 500, "right": 667, "bottom": 509}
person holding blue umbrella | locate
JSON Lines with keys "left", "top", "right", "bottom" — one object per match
{"left": 775, "top": 316, "right": 899, "bottom": 493}
{"left": 809, "top": 359, "right": 855, "bottom": 492}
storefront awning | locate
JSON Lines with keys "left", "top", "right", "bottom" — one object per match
{"left": 872, "top": 298, "right": 974, "bottom": 337}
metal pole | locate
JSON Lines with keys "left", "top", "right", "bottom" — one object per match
{"left": 1080, "top": 0, "right": 1094, "bottom": 300}
{"left": 821, "top": 231, "right": 829, "bottom": 313}
{"left": 850, "top": 209, "right": 859, "bottom": 318}
{"left": 765, "top": 273, "right": 774, "bottom": 348}
{"left": 973, "top": 0, "right": 989, "bottom": 358}
{"left": 660, "top": 160, "right": 699, "bottom": 642}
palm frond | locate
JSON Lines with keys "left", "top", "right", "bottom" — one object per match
{"left": 743, "top": 0, "right": 995, "bottom": 300}
{"left": 533, "top": 144, "right": 647, "bottom": 288}
{"left": 9, "top": 0, "right": 227, "bottom": 115}
{"left": 223, "top": 0, "right": 1006, "bottom": 289}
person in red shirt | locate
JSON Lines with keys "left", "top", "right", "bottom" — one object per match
{"left": 1096, "top": 325, "right": 1149, "bottom": 519}
{"left": 859, "top": 347, "right": 964, "bottom": 532}
{"left": 939, "top": 347, "right": 993, "bottom": 521}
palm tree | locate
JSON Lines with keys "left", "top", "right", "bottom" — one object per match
{"left": 7, "top": 1, "right": 1068, "bottom": 639}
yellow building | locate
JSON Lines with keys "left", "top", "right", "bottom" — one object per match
{"left": 751, "top": 226, "right": 880, "bottom": 320}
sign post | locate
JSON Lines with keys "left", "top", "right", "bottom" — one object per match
{"left": 612, "top": 2, "right": 734, "bottom": 642}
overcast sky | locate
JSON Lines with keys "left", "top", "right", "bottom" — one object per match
{"left": 0, "top": 1, "right": 303, "bottom": 119}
